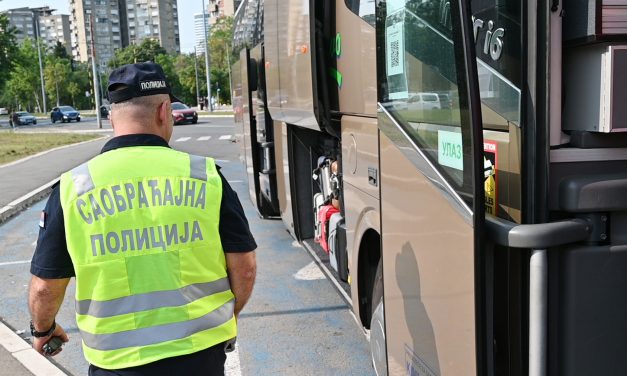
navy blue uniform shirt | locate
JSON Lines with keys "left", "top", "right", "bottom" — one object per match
{"left": 31, "top": 134, "right": 256, "bottom": 375}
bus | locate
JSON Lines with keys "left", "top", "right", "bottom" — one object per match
{"left": 232, "top": 0, "right": 627, "bottom": 374}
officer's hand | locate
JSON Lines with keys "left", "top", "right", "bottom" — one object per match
{"left": 32, "top": 324, "right": 69, "bottom": 357}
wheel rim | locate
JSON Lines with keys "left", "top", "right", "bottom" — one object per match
{"left": 371, "top": 298, "right": 387, "bottom": 376}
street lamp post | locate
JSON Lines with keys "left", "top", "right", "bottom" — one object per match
{"left": 89, "top": 14, "right": 102, "bottom": 129}
{"left": 34, "top": 14, "right": 47, "bottom": 114}
{"left": 194, "top": 47, "right": 200, "bottom": 108}
{"left": 202, "top": 0, "right": 213, "bottom": 112}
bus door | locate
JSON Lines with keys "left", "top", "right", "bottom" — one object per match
{"left": 242, "top": 46, "right": 280, "bottom": 218}
{"left": 375, "top": 0, "right": 487, "bottom": 374}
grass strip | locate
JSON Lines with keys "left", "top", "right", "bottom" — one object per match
{"left": 0, "top": 133, "right": 99, "bottom": 165}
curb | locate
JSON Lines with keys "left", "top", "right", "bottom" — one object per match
{"left": 0, "top": 135, "right": 110, "bottom": 225}
{"left": 0, "top": 320, "right": 67, "bottom": 376}
{"left": 0, "top": 179, "right": 58, "bottom": 225}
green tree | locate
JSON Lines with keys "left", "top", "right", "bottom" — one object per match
{"left": 44, "top": 56, "right": 72, "bottom": 107}
{"left": 108, "top": 39, "right": 167, "bottom": 68}
{"left": 66, "top": 63, "right": 92, "bottom": 109}
{"left": 0, "top": 14, "right": 19, "bottom": 107}
{"left": 5, "top": 39, "right": 45, "bottom": 112}
{"left": 155, "top": 54, "right": 184, "bottom": 101}
{"left": 208, "top": 16, "right": 234, "bottom": 104}
{"left": 175, "top": 53, "right": 204, "bottom": 106}
{"left": 67, "top": 81, "right": 81, "bottom": 108}
{"left": 51, "top": 41, "right": 71, "bottom": 60}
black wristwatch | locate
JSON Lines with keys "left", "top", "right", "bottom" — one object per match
{"left": 30, "top": 320, "right": 56, "bottom": 338}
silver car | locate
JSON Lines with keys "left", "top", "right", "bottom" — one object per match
{"left": 14, "top": 111, "right": 37, "bottom": 125}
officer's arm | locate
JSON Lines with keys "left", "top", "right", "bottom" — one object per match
{"left": 225, "top": 251, "right": 256, "bottom": 317}
{"left": 28, "top": 276, "right": 70, "bottom": 354}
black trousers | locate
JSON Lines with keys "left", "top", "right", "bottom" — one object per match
{"left": 88, "top": 343, "right": 227, "bottom": 376}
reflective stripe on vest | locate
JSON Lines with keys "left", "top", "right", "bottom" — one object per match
{"left": 60, "top": 147, "right": 236, "bottom": 369}
{"left": 76, "top": 277, "right": 231, "bottom": 317}
{"left": 81, "top": 299, "right": 235, "bottom": 351}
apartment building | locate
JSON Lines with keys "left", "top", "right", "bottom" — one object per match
{"left": 70, "top": 0, "right": 179, "bottom": 67}
{"left": 206, "top": 0, "right": 237, "bottom": 26}
{"left": 39, "top": 13, "right": 72, "bottom": 55}
{"left": 1, "top": 6, "right": 71, "bottom": 53}
{"left": 196, "top": 0, "right": 238, "bottom": 55}
{"left": 70, "top": 0, "right": 125, "bottom": 68}
{"left": 194, "top": 13, "right": 211, "bottom": 55}
{"left": 125, "top": 0, "right": 179, "bottom": 53}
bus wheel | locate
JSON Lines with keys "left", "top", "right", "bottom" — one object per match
{"left": 371, "top": 260, "right": 387, "bottom": 376}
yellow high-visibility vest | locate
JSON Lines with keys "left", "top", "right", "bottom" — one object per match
{"left": 60, "top": 146, "right": 236, "bottom": 369}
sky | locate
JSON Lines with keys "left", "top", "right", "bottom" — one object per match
{"left": 0, "top": 0, "right": 204, "bottom": 53}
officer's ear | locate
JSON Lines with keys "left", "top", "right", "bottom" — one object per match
{"left": 157, "top": 99, "right": 172, "bottom": 128}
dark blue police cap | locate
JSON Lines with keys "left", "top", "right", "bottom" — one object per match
{"left": 107, "top": 61, "right": 181, "bottom": 104}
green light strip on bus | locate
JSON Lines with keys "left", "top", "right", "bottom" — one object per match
{"left": 329, "top": 68, "right": 343, "bottom": 88}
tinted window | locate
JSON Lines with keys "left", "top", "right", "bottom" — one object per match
{"left": 379, "top": 0, "right": 473, "bottom": 201}
{"left": 171, "top": 103, "right": 189, "bottom": 110}
{"left": 471, "top": 0, "right": 521, "bottom": 127}
{"left": 60, "top": 106, "right": 75, "bottom": 112}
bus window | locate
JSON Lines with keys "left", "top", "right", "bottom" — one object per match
{"left": 471, "top": 0, "right": 521, "bottom": 128}
{"left": 380, "top": 0, "right": 474, "bottom": 207}
{"left": 345, "top": 0, "right": 376, "bottom": 26}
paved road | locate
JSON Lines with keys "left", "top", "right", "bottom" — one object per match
{"left": 0, "top": 117, "right": 374, "bottom": 375}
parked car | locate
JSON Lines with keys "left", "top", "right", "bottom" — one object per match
{"left": 51, "top": 106, "right": 81, "bottom": 123}
{"left": 171, "top": 102, "right": 198, "bottom": 125}
{"left": 406, "top": 92, "right": 442, "bottom": 111}
{"left": 0, "top": 108, "right": 8, "bottom": 115}
{"left": 13, "top": 111, "right": 37, "bottom": 125}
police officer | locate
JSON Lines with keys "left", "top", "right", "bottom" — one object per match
{"left": 28, "top": 62, "right": 257, "bottom": 376}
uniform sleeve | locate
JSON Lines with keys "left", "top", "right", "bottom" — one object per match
{"left": 30, "top": 184, "right": 76, "bottom": 278}
{"left": 217, "top": 170, "right": 257, "bottom": 253}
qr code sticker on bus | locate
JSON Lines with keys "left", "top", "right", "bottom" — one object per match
{"left": 390, "top": 40, "right": 400, "bottom": 68}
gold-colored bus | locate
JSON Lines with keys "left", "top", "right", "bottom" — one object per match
{"left": 233, "top": 0, "right": 627, "bottom": 374}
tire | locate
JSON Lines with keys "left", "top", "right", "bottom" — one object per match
{"left": 370, "top": 260, "right": 387, "bottom": 376}
{"left": 33, "top": 120, "right": 37, "bottom": 125}
{"left": 77, "top": 118, "right": 81, "bottom": 122}
{"left": 192, "top": 118, "right": 198, "bottom": 124}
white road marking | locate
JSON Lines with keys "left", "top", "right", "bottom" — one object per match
{"left": 215, "top": 159, "right": 230, "bottom": 163}
{"left": 227, "top": 180, "right": 243, "bottom": 184}
{"left": 219, "top": 135, "right": 233, "bottom": 141}
{"left": 0, "top": 260, "right": 31, "bottom": 267}
{"left": 293, "top": 261, "right": 326, "bottom": 281}
{"left": 198, "top": 136, "right": 212, "bottom": 141}
{"left": 225, "top": 343, "right": 242, "bottom": 376}
{"left": 175, "top": 137, "right": 191, "bottom": 142}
